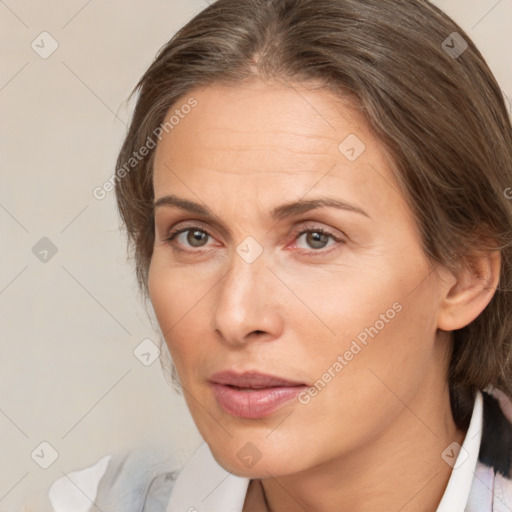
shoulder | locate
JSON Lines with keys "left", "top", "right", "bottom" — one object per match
{"left": 47, "top": 446, "right": 180, "bottom": 512}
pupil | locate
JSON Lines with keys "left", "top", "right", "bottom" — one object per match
{"left": 188, "top": 230, "right": 207, "bottom": 247}
{"left": 308, "top": 232, "right": 327, "bottom": 249}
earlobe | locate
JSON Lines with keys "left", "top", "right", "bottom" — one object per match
{"left": 436, "top": 249, "right": 501, "bottom": 331}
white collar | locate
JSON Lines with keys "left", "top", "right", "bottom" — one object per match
{"left": 166, "top": 391, "right": 483, "bottom": 512}
{"left": 436, "top": 390, "right": 483, "bottom": 512}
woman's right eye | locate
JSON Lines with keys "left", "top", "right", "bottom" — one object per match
{"left": 164, "top": 227, "right": 214, "bottom": 250}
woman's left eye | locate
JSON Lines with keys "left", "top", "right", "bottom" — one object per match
{"left": 294, "top": 228, "right": 340, "bottom": 251}
{"left": 164, "top": 225, "right": 344, "bottom": 254}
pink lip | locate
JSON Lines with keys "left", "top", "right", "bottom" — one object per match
{"left": 209, "top": 370, "right": 307, "bottom": 418}
{"left": 210, "top": 370, "right": 306, "bottom": 388}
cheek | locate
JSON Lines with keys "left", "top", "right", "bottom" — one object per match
{"left": 148, "top": 260, "right": 185, "bottom": 355}
{"left": 148, "top": 255, "right": 200, "bottom": 327}
{"left": 148, "top": 258, "right": 209, "bottom": 371}
{"left": 325, "top": 275, "right": 440, "bottom": 411}
{"left": 148, "top": 260, "right": 175, "bottom": 331}
{"left": 303, "top": 255, "right": 439, "bottom": 392}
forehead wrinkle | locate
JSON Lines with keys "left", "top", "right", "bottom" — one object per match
{"left": 165, "top": 140, "right": 343, "bottom": 177}
{"left": 192, "top": 142, "right": 334, "bottom": 155}
{"left": 193, "top": 124, "right": 342, "bottom": 141}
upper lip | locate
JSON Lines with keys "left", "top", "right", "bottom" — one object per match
{"left": 210, "top": 370, "right": 306, "bottom": 388}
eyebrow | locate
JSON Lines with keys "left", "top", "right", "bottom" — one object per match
{"left": 153, "top": 195, "right": 371, "bottom": 221}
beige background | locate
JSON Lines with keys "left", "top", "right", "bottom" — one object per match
{"left": 1, "top": 0, "right": 511, "bottom": 510}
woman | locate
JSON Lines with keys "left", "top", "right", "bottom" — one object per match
{"left": 48, "top": 0, "right": 512, "bottom": 510}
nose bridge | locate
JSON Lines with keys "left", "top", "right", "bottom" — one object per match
{"left": 218, "top": 242, "right": 267, "bottom": 317}
{"left": 213, "top": 239, "right": 280, "bottom": 344}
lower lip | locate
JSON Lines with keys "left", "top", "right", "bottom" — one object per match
{"left": 211, "top": 383, "right": 307, "bottom": 418}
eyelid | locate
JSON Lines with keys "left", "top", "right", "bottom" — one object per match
{"left": 162, "top": 219, "right": 213, "bottom": 238}
{"left": 290, "top": 222, "right": 345, "bottom": 242}
{"left": 156, "top": 211, "right": 230, "bottom": 241}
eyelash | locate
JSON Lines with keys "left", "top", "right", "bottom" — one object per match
{"left": 163, "top": 223, "right": 345, "bottom": 257}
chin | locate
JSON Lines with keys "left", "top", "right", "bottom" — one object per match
{"left": 208, "top": 440, "right": 305, "bottom": 479}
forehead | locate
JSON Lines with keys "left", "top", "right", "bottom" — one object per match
{"left": 154, "top": 79, "right": 368, "bottom": 167}
{"left": 152, "top": 80, "right": 406, "bottom": 221}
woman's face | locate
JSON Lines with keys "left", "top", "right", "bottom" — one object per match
{"left": 149, "top": 79, "right": 453, "bottom": 477}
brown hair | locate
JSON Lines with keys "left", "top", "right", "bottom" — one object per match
{"left": 114, "top": 0, "right": 512, "bottom": 428}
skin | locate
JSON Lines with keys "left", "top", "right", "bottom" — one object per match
{"left": 148, "top": 79, "right": 501, "bottom": 512}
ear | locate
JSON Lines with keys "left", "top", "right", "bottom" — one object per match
{"left": 436, "top": 248, "right": 501, "bottom": 331}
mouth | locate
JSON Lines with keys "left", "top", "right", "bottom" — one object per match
{"left": 209, "top": 370, "right": 308, "bottom": 418}
{"left": 209, "top": 369, "right": 306, "bottom": 388}
{"left": 226, "top": 386, "right": 279, "bottom": 392}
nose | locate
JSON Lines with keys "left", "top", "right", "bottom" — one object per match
{"left": 212, "top": 245, "right": 283, "bottom": 348}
